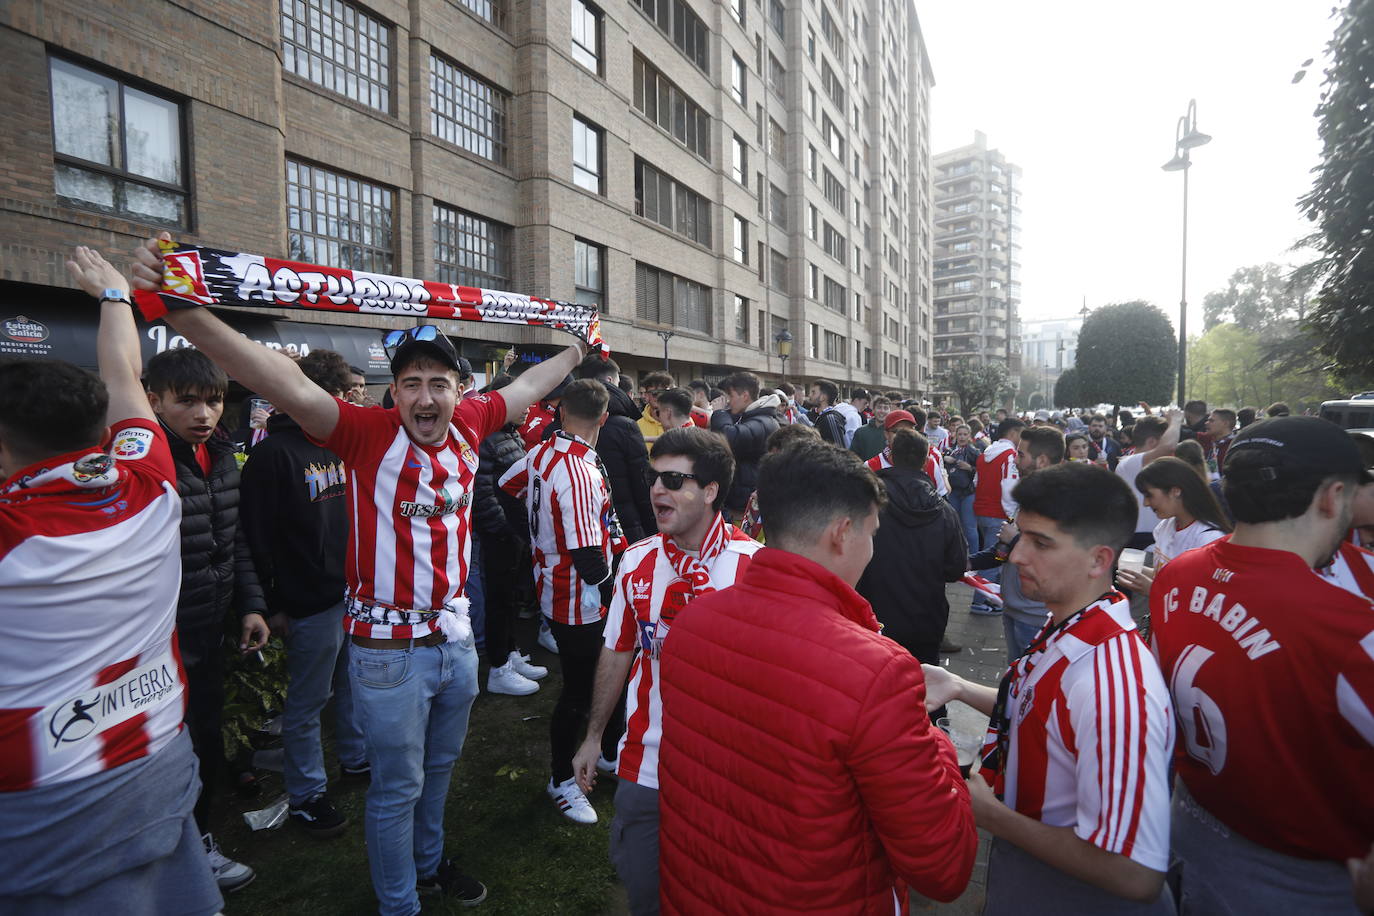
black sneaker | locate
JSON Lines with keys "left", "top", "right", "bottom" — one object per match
{"left": 288, "top": 793, "right": 347, "bottom": 838}
{"left": 417, "top": 858, "right": 487, "bottom": 907}
{"left": 339, "top": 761, "right": 371, "bottom": 783}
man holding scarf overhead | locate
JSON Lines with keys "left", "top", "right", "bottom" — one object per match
{"left": 132, "top": 233, "right": 593, "bottom": 916}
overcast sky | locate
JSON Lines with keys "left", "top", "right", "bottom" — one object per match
{"left": 916, "top": 0, "right": 1336, "bottom": 330}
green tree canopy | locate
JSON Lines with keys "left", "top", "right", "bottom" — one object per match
{"left": 1076, "top": 301, "right": 1177, "bottom": 406}
{"left": 1053, "top": 367, "right": 1081, "bottom": 408}
{"left": 1295, "top": 0, "right": 1374, "bottom": 380}
{"left": 936, "top": 359, "right": 1012, "bottom": 414}
{"left": 1188, "top": 323, "right": 1341, "bottom": 411}
{"left": 1202, "top": 262, "right": 1311, "bottom": 332}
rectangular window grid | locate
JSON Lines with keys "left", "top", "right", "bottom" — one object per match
{"left": 433, "top": 203, "right": 511, "bottom": 289}
{"left": 573, "top": 115, "right": 603, "bottom": 193}
{"left": 636, "top": 262, "right": 711, "bottom": 334}
{"left": 430, "top": 54, "right": 508, "bottom": 165}
{"left": 281, "top": 0, "right": 391, "bottom": 112}
{"left": 574, "top": 238, "right": 605, "bottom": 308}
{"left": 287, "top": 159, "right": 394, "bottom": 272}
{"left": 633, "top": 54, "right": 711, "bottom": 161}
{"left": 571, "top": 0, "right": 602, "bottom": 73}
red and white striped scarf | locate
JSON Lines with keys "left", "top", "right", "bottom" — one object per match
{"left": 658, "top": 511, "right": 730, "bottom": 622}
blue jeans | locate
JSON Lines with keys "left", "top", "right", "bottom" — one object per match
{"left": 949, "top": 492, "right": 977, "bottom": 556}
{"left": 974, "top": 515, "right": 1006, "bottom": 609}
{"left": 350, "top": 635, "right": 479, "bottom": 916}
{"left": 283, "top": 601, "right": 365, "bottom": 805}
{"left": 467, "top": 538, "right": 486, "bottom": 653}
{"left": 1002, "top": 614, "right": 1043, "bottom": 664}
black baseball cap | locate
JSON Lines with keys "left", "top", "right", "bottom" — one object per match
{"left": 384, "top": 326, "right": 465, "bottom": 377}
{"left": 1224, "top": 416, "right": 1374, "bottom": 484}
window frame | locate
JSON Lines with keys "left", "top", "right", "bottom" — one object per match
{"left": 574, "top": 237, "right": 606, "bottom": 309}
{"left": 429, "top": 53, "right": 509, "bottom": 166}
{"left": 286, "top": 158, "right": 395, "bottom": 273}
{"left": 432, "top": 201, "right": 513, "bottom": 290}
{"left": 571, "top": 0, "right": 604, "bottom": 74}
{"left": 280, "top": 0, "right": 392, "bottom": 112}
{"left": 572, "top": 114, "right": 604, "bottom": 194}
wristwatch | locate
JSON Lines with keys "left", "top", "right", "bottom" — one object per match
{"left": 99, "top": 288, "right": 131, "bottom": 304}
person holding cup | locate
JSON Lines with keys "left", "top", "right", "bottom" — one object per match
{"left": 1115, "top": 457, "right": 1230, "bottom": 598}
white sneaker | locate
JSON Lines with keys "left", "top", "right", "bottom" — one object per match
{"left": 596, "top": 754, "right": 618, "bottom": 776}
{"left": 538, "top": 622, "right": 559, "bottom": 654}
{"left": 202, "top": 833, "right": 255, "bottom": 892}
{"left": 547, "top": 776, "right": 597, "bottom": 824}
{"left": 487, "top": 662, "right": 538, "bottom": 696}
{"left": 510, "top": 651, "right": 548, "bottom": 680}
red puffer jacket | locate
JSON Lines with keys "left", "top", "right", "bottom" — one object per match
{"left": 658, "top": 548, "right": 977, "bottom": 914}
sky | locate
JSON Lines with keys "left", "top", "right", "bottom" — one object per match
{"left": 915, "top": 0, "right": 1336, "bottom": 329}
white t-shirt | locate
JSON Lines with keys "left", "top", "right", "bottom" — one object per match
{"left": 1151, "top": 517, "right": 1226, "bottom": 568}
{"left": 925, "top": 425, "right": 950, "bottom": 451}
{"left": 1114, "top": 453, "right": 1158, "bottom": 535}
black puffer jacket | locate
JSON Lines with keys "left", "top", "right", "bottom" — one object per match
{"left": 589, "top": 382, "right": 657, "bottom": 543}
{"left": 165, "top": 425, "right": 266, "bottom": 632}
{"left": 474, "top": 423, "right": 530, "bottom": 543}
{"left": 855, "top": 466, "right": 967, "bottom": 662}
{"left": 709, "top": 396, "right": 781, "bottom": 512}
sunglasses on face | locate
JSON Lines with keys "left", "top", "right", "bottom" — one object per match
{"left": 644, "top": 468, "right": 699, "bottom": 490}
{"left": 382, "top": 325, "right": 441, "bottom": 354}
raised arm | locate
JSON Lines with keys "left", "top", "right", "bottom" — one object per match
{"left": 499, "top": 344, "right": 584, "bottom": 426}
{"left": 131, "top": 234, "right": 339, "bottom": 441}
{"left": 66, "top": 246, "right": 151, "bottom": 425}
{"left": 1141, "top": 409, "right": 1182, "bottom": 466}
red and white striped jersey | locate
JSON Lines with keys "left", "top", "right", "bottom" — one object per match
{"left": 502, "top": 433, "right": 612, "bottom": 625}
{"left": 1151, "top": 538, "right": 1374, "bottom": 861}
{"left": 603, "top": 521, "right": 761, "bottom": 789}
{"left": 0, "top": 419, "right": 187, "bottom": 792}
{"left": 997, "top": 595, "right": 1174, "bottom": 872}
{"left": 1320, "top": 540, "right": 1374, "bottom": 600}
{"left": 865, "top": 445, "right": 950, "bottom": 495}
{"left": 320, "top": 393, "right": 506, "bottom": 637}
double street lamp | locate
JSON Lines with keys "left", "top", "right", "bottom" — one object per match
{"left": 656, "top": 329, "right": 675, "bottom": 372}
{"left": 1161, "top": 99, "right": 1212, "bottom": 405}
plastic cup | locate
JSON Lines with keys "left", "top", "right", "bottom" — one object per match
{"left": 1119, "top": 548, "right": 1147, "bottom": 575}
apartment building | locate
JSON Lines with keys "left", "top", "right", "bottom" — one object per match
{"left": 931, "top": 130, "right": 1022, "bottom": 401}
{"left": 0, "top": 0, "right": 933, "bottom": 396}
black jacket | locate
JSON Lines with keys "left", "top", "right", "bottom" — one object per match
{"left": 586, "top": 382, "right": 657, "bottom": 543}
{"left": 855, "top": 467, "right": 968, "bottom": 660}
{"left": 474, "top": 422, "right": 530, "bottom": 543}
{"left": 709, "top": 399, "right": 780, "bottom": 512}
{"left": 239, "top": 414, "right": 348, "bottom": 619}
{"left": 813, "top": 406, "right": 848, "bottom": 445}
{"left": 164, "top": 424, "right": 266, "bottom": 632}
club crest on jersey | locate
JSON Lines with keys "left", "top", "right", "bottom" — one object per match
{"left": 1016, "top": 686, "right": 1035, "bottom": 723}
{"left": 111, "top": 428, "right": 154, "bottom": 460}
{"left": 71, "top": 453, "right": 115, "bottom": 482}
{"left": 400, "top": 486, "right": 471, "bottom": 518}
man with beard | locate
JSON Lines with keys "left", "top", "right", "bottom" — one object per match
{"left": 570, "top": 428, "right": 761, "bottom": 913}
{"left": 1087, "top": 414, "right": 1122, "bottom": 470}
{"left": 574, "top": 355, "right": 656, "bottom": 543}
{"left": 1151, "top": 417, "right": 1374, "bottom": 914}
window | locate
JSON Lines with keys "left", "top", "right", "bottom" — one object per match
{"left": 822, "top": 113, "right": 845, "bottom": 158}
{"left": 807, "top": 144, "right": 817, "bottom": 180}
{"left": 571, "top": 0, "right": 602, "bottom": 72}
{"left": 769, "top": 183, "right": 787, "bottom": 227}
{"left": 48, "top": 57, "right": 188, "bottom": 226}
{"left": 287, "top": 159, "right": 394, "bottom": 271}
{"left": 822, "top": 221, "right": 845, "bottom": 264}
{"left": 769, "top": 0, "right": 784, "bottom": 36}
{"left": 767, "top": 118, "right": 786, "bottom": 161}
{"left": 806, "top": 26, "right": 816, "bottom": 60}
{"left": 630, "top": 0, "right": 708, "bottom": 72}
{"left": 572, "top": 115, "right": 603, "bottom": 193}
{"left": 281, "top": 0, "right": 390, "bottom": 111}
{"left": 456, "top": 0, "right": 505, "bottom": 28}
{"left": 635, "top": 158, "right": 711, "bottom": 246}
{"left": 635, "top": 262, "right": 711, "bottom": 333}
{"left": 734, "top": 295, "right": 750, "bottom": 343}
{"left": 822, "top": 168, "right": 847, "bottom": 212}
{"left": 808, "top": 322, "right": 819, "bottom": 359}
{"left": 731, "top": 54, "right": 747, "bottom": 106}
{"left": 731, "top": 134, "right": 748, "bottom": 185}
{"left": 807, "top": 204, "right": 818, "bottom": 239}
{"left": 824, "top": 330, "right": 846, "bottom": 364}
{"left": 768, "top": 53, "right": 785, "bottom": 100}
{"left": 731, "top": 0, "right": 745, "bottom": 25}
{"left": 430, "top": 55, "right": 508, "bottom": 165}
{"left": 769, "top": 248, "right": 788, "bottom": 293}
{"left": 823, "top": 276, "right": 847, "bottom": 313}
{"left": 574, "top": 238, "right": 605, "bottom": 308}
{"left": 807, "top": 262, "right": 819, "bottom": 299}
{"left": 633, "top": 55, "right": 710, "bottom": 160}
{"left": 732, "top": 215, "right": 749, "bottom": 263}
{"left": 433, "top": 203, "right": 511, "bottom": 289}
{"left": 821, "top": 59, "right": 845, "bottom": 109}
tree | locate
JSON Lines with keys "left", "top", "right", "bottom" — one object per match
{"left": 936, "top": 359, "right": 1012, "bottom": 414}
{"left": 1295, "top": 0, "right": 1374, "bottom": 380}
{"left": 1202, "top": 263, "right": 1312, "bottom": 332}
{"left": 1076, "top": 301, "right": 1176, "bottom": 406}
{"left": 1188, "top": 323, "right": 1341, "bottom": 411}
{"left": 1053, "top": 367, "right": 1081, "bottom": 407}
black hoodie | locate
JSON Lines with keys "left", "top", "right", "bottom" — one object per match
{"left": 239, "top": 413, "right": 348, "bottom": 618}
{"left": 855, "top": 466, "right": 968, "bottom": 661}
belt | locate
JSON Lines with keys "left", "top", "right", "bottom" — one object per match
{"left": 350, "top": 631, "right": 446, "bottom": 650}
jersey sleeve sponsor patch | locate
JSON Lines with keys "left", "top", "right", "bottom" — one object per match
{"left": 110, "top": 427, "right": 154, "bottom": 460}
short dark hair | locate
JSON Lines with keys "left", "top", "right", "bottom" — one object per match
{"left": 0, "top": 359, "right": 108, "bottom": 459}
{"left": 687, "top": 379, "right": 710, "bottom": 394}
{"left": 810, "top": 378, "right": 839, "bottom": 404}
{"left": 1265, "top": 401, "right": 1290, "bottom": 417}
{"left": 870, "top": 396, "right": 891, "bottom": 409}
{"left": 297, "top": 349, "right": 353, "bottom": 397}
{"left": 1089, "top": 414, "right": 1108, "bottom": 424}
{"left": 1211, "top": 408, "right": 1237, "bottom": 428}
{"left": 641, "top": 371, "right": 674, "bottom": 391}
{"left": 720, "top": 371, "right": 761, "bottom": 400}
{"left": 145, "top": 347, "right": 228, "bottom": 398}
{"left": 908, "top": 407, "right": 928, "bottom": 429}
{"left": 884, "top": 391, "right": 905, "bottom": 403}
{"left": 851, "top": 388, "right": 870, "bottom": 402}
{"left": 1174, "top": 439, "right": 1208, "bottom": 478}
{"left": 1237, "top": 407, "right": 1258, "bottom": 428}
{"left": 757, "top": 442, "right": 885, "bottom": 547}
{"left": 1222, "top": 448, "right": 1355, "bottom": 524}
{"left": 1021, "top": 426, "right": 1066, "bottom": 465}
{"left": 576, "top": 354, "right": 620, "bottom": 382}
{"left": 618, "top": 375, "right": 634, "bottom": 394}
{"left": 1136, "top": 457, "right": 1231, "bottom": 532}
{"left": 1184, "top": 400, "right": 1208, "bottom": 416}
{"left": 651, "top": 426, "right": 735, "bottom": 512}
{"left": 348, "top": 365, "right": 365, "bottom": 377}
{"left": 889, "top": 428, "right": 930, "bottom": 470}
{"left": 1133, "top": 416, "right": 1168, "bottom": 445}
{"left": 995, "top": 417, "right": 1026, "bottom": 439}
{"left": 1013, "top": 462, "right": 1138, "bottom": 554}
{"left": 1065, "top": 432, "right": 1089, "bottom": 449}
{"left": 766, "top": 423, "right": 820, "bottom": 452}
{"left": 657, "top": 388, "right": 694, "bottom": 421}
{"left": 560, "top": 378, "right": 609, "bottom": 421}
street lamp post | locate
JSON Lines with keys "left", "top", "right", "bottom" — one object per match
{"left": 656, "top": 329, "right": 675, "bottom": 373}
{"left": 775, "top": 328, "right": 793, "bottom": 383}
{"left": 1161, "top": 99, "right": 1212, "bottom": 406}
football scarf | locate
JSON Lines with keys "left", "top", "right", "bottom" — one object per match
{"left": 659, "top": 512, "right": 731, "bottom": 622}
{"left": 132, "top": 239, "right": 608, "bottom": 355}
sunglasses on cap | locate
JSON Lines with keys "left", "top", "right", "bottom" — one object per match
{"left": 644, "top": 468, "right": 700, "bottom": 490}
{"left": 383, "top": 325, "right": 441, "bottom": 353}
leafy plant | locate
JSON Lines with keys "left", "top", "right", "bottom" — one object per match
{"left": 936, "top": 359, "right": 1012, "bottom": 414}
{"left": 221, "top": 635, "right": 290, "bottom": 761}
{"left": 1076, "top": 302, "right": 1177, "bottom": 406}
